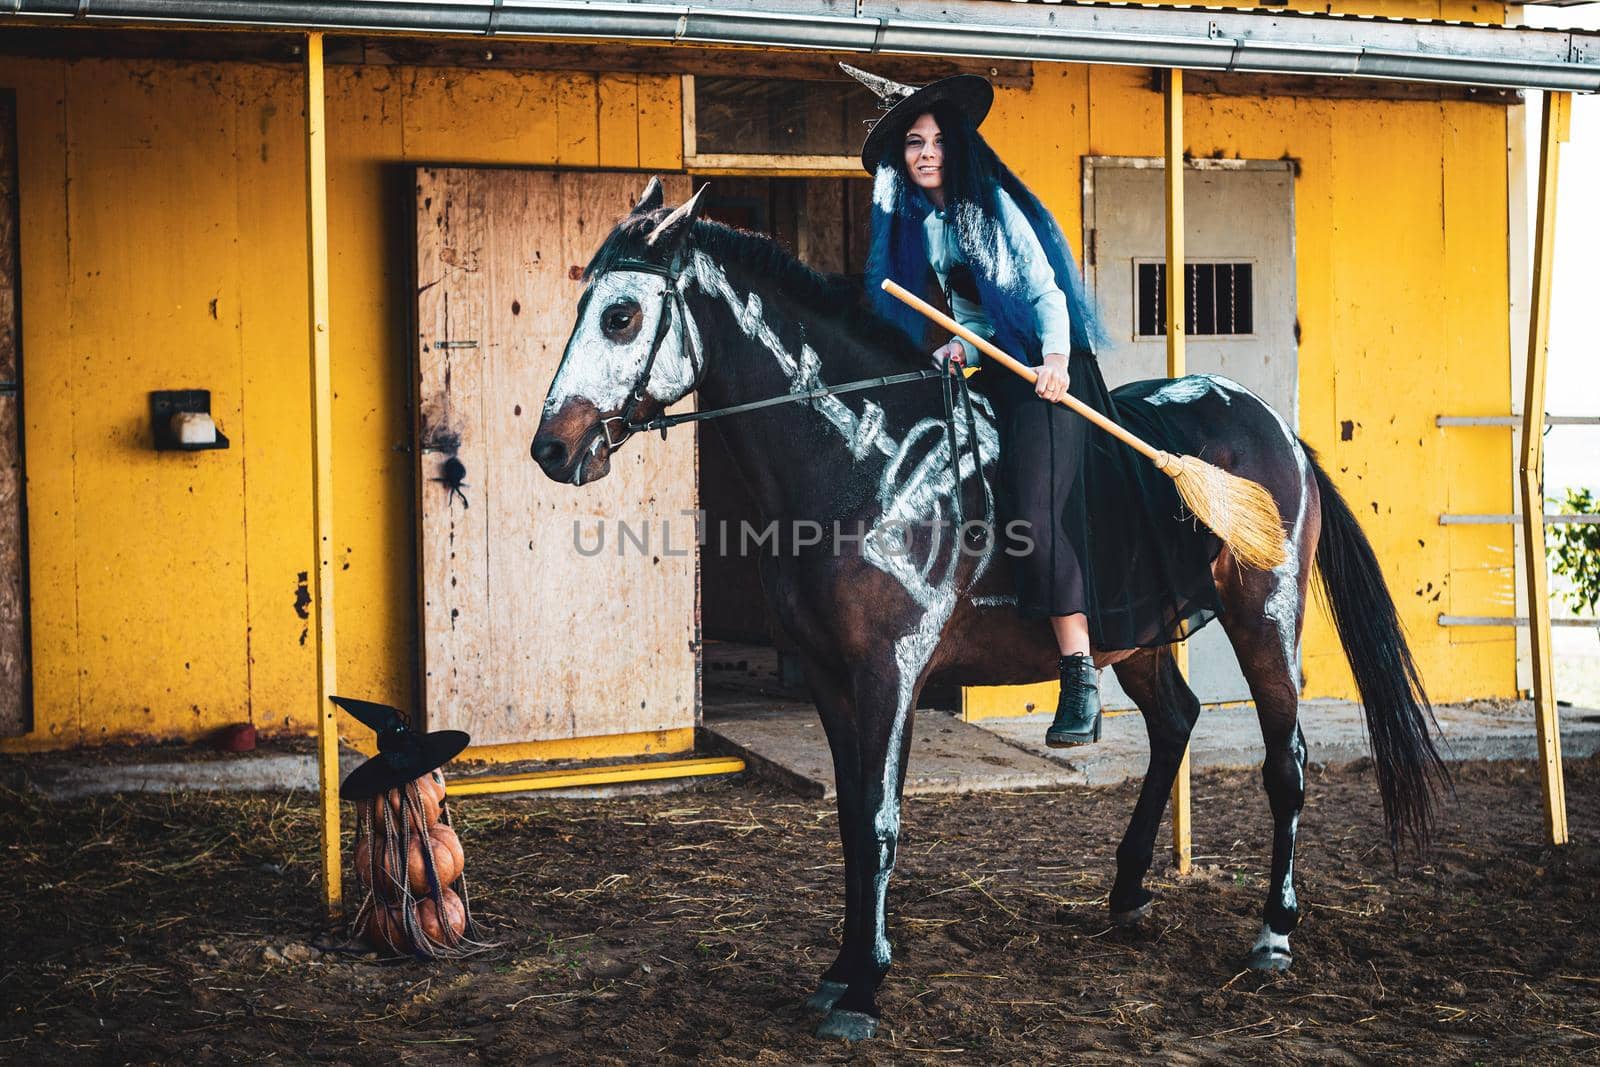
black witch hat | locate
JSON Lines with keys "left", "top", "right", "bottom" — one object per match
{"left": 334, "top": 695, "right": 470, "bottom": 801}
{"left": 839, "top": 62, "right": 994, "bottom": 174}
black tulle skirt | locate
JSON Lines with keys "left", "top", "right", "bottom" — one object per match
{"left": 983, "top": 351, "right": 1221, "bottom": 650}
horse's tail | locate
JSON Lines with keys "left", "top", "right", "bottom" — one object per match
{"left": 1303, "top": 441, "right": 1448, "bottom": 853}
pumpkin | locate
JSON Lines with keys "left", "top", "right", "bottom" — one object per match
{"left": 402, "top": 824, "right": 463, "bottom": 893}
{"left": 430, "top": 823, "right": 465, "bottom": 882}
{"left": 415, "top": 887, "right": 466, "bottom": 946}
{"left": 416, "top": 768, "right": 448, "bottom": 811}
{"left": 383, "top": 780, "right": 441, "bottom": 828}
{"left": 361, "top": 904, "right": 409, "bottom": 954}
{"left": 353, "top": 832, "right": 403, "bottom": 895}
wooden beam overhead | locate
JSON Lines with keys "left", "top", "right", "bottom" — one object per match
{"left": 1158, "top": 69, "right": 1522, "bottom": 105}
{"left": 0, "top": 26, "right": 1033, "bottom": 88}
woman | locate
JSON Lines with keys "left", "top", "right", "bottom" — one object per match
{"left": 841, "top": 63, "right": 1220, "bottom": 746}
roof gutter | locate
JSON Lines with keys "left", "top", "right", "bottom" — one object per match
{"left": 6, "top": 0, "right": 1599, "bottom": 93}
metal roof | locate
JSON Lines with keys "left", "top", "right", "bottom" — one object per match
{"left": 5, "top": 0, "right": 1600, "bottom": 92}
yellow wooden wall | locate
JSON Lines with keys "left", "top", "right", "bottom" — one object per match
{"left": 0, "top": 59, "right": 683, "bottom": 751}
{"left": 0, "top": 46, "right": 1514, "bottom": 753}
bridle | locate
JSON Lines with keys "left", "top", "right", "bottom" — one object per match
{"left": 574, "top": 251, "right": 988, "bottom": 540}
{"left": 595, "top": 246, "right": 703, "bottom": 451}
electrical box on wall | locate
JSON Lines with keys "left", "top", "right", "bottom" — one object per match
{"left": 149, "top": 390, "right": 229, "bottom": 452}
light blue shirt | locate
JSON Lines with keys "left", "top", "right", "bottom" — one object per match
{"left": 922, "top": 189, "right": 1074, "bottom": 366}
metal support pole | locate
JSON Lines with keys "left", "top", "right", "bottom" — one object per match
{"left": 305, "top": 32, "right": 343, "bottom": 916}
{"left": 1521, "top": 91, "right": 1570, "bottom": 846}
{"left": 1164, "top": 68, "right": 1192, "bottom": 876}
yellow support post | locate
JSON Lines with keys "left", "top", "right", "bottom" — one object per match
{"left": 305, "top": 32, "right": 343, "bottom": 918}
{"left": 1164, "top": 68, "right": 1192, "bottom": 877}
{"left": 1521, "top": 91, "right": 1570, "bottom": 846}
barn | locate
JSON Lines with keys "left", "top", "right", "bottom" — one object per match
{"left": 0, "top": 0, "right": 1595, "bottom": 913}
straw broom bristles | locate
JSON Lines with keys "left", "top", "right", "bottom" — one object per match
{"left": 879, "top": 278, "right": 1289, "bottom": 571}
{"left": 1153, "top": 452, "right": 1288, "bottom": 571}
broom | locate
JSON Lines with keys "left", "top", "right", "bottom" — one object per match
{"left": 881, "top": 278, "right": 1288, "bottom": 571}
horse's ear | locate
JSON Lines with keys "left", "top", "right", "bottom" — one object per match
{"left": 630, "top": 176, "right": 665, "bottom": 216}
{"left": 646, "top": 185, "right": 708, "bottom": 251}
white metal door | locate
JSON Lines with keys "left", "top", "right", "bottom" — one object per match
{"left": 1086, "top": 158, "right": 1297, "bottom": 705}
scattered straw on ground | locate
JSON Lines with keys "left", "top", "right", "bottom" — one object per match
{"left": 3, "top": 756, "right": 1596, "bottom": 1064}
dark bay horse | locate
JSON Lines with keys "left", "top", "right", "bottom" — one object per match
{"left": 531, "top": 181, "right": 1445, "bottom": 1042}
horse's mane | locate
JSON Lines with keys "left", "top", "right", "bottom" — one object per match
{"left": 584, "top": 213, "right": 927, "bottom": 366}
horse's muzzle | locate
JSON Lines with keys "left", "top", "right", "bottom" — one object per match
{"left": 530, "top": 432, "right": 569, "bottom": 473}
{"left": 532, "top": 400, "right": 612, "bottom": 486}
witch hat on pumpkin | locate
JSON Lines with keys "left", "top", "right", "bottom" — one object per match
{"left": 838, "top": 62, "right": 994, "bottom": 173}
{"left": 333, "top": 695, "right": 470, "bottom": 801}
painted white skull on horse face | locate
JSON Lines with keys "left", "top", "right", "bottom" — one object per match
{"left": 532, "top": 179, "right": 706, "bottom": 486}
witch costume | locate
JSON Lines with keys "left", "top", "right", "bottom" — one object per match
{"left": 842, "top": 64, "right": 1222, "bottom": 745}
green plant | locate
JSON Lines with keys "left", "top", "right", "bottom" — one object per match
{"left": 1548, "top": 487, "right": 1600, "bottom": 617}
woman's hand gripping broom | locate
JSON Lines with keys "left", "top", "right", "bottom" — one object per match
{"left": 881, "top": 278, "right": 1288, "bottom": 570}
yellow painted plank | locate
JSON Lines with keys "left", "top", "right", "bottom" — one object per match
{"left": 462, "top": 727, "right": 696, "bottom": 765}
{"left": 447, "top": 756, "right": 745, "bottom": 796}
{"left": 598, "top": 74, "right": 640, "bottom": 169}
{"left": 962, "top": 681, "right": 1055, "bottom": 722}
{"left": 984, "top": 62, "right": 1091, "bottom": 241}
{"left": 65, "top": 60, "right": 251, "bottom": 742}
{"left": 324, "top": 66, "right": 413, "bottom": 717}
{"left": 1439, "top": 98, "right": 1515, "bottom": 669}
{"left": 555, "top": 73, "right": 600, "bottom": 167}
{"left": 402, "top": 67, "right": 560, "bottom": 165}
{"left": 2, "top": 61, "right": 76, "bottom": 751}
{"left": 636, "top": 74, "right": 683, "bottom": 171}
{"left": 234, "top": 63, "right": 320, "bottom": 738}
{"left": 305, "top": 32, "right": 343, "bottom": 918}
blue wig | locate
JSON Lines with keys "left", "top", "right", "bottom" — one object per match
{"left": 866, "top": 100, "right": 1107, "bottom": 366}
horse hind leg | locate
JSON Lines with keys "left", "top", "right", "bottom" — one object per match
{"left": 1107, "top": 646, "right": 1200, "bottom": 925}
{"left": 1220, "top": 544, "right": 1314, "bottom": 973}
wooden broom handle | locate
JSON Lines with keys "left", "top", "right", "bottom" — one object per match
{"left": 881, "top": 278, "right": 1173, "bottom": 470}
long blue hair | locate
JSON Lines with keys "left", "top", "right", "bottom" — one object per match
{"left": 866, "top": 100, "right": 1106, "bottom": 365}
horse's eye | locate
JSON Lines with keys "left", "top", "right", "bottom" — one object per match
{"left": 602, "top": 303, "right": 637, "bottom": 334}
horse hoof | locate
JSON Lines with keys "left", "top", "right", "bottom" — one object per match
{"left": 1110, "top": 902, "right": 1152, "bottom": 927}
{"left": 804, "top": 980, "right": 848, "bottom": 1014}
{"left": 1246, "top": 924, "right": 1293, "bottom": 973}
{"left": 815, "top": 1008, "right": 879, "bottom": 1042}
{"left": 1245, "top": 948, "right": 1293, "bottom": 973}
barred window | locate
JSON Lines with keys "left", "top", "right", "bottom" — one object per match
{"left": 1135, "top": 261, "right": 1255, "bottom": 337}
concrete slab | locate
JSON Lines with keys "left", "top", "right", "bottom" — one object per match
{"left": 6, "top": 748, "right": 367, "bottom": 800}
{"left": 977, "top": 699, "right": 1600, "bottom": 787}
{"left": 702, "top": 702, "right": 1078, "bottom": 800}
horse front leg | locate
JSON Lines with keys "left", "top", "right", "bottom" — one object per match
{"left": 815, "top": 662, "right": 916, "bottom": 1042}
{"left": 1107, "top": 647, "right": 1200, "bottom": 924}
{"left": 797, "top": 655, "right": 866, "bottom": 1014}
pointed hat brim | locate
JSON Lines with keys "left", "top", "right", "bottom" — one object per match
{"left": 848, "top": 68, "right": 994, "bottom": 174}
{"left": 339, "top": 730, "right": 471, "bottom": 801}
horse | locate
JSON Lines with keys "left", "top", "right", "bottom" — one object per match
{"left": 531, "top": 179, "right": 1445, "bottom": 1042}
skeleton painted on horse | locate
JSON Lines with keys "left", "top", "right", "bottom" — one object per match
{"left": 531, "top": 71, "right": 1446, "bottom": 1044}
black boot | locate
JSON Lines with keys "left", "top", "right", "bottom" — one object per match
{"left": 1046, "top": 653, "right": 1102, "bottom": 748}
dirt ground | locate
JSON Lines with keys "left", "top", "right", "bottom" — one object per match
{"left": 4, "top": 755, "right": 1597, "bottom": 1065}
